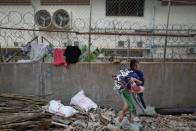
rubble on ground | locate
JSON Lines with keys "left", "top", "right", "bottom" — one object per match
{"left": 140, "top": 114, "right": 196, "bottom": 131}
{"left": 0, "top": 93, "right": 196, "bottom": 131}
{"left": 0, "top": 93, "right": 52, "bottom": 130}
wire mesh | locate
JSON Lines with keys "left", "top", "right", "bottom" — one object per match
{"left": 0, "top": 0, "right": 195, "bottom": 62}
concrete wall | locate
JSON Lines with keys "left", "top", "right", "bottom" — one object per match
{"left": 0, "top": 62, "right": 196, "bottom": 109}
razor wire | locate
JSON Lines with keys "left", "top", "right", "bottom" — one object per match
{"left": 0, "top": 8, "right": 196, "bottom": 60}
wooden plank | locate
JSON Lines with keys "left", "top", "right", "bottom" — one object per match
{"left": 0, "top": 113, "right": 46, "bottom": 125}
{"left": 0, "top": 121, "right": 39, "bottom": 129}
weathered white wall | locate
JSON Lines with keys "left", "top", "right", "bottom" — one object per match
{"left": 155, "top": 1, "right": 196, "bottom": 25}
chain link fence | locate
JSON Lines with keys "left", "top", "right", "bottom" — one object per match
{"left": 0, "top": 0, "right": 195, "bottom": 62}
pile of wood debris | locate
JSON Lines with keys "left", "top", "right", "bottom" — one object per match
{"left": 0, "top": 93, "right": 120, "bottom": 131}
{"left": 0, "top": 93, "right": 52, "bottom": 130}
{"left": 0, "top": 93, "right": 196, "bottom": 131}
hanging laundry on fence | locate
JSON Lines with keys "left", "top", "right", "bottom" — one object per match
{"left": 30, "top": 41, "right": 49, "bottom": 61}
{"left": 64, "top": 46, "right": 81, "bottom": 64}
{"left": 53, "top": 48, "right": 68, "bottom": 67}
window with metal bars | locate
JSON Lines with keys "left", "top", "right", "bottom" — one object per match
{"left": 106, "top": 0, "right": 145, "bottom": 17}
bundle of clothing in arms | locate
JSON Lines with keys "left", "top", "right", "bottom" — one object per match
{"left": 112, "top": 68, "right": 146, "bottom": 116}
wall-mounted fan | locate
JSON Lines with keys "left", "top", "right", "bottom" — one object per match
{"left": 34, "top": 10, "right": 51, "bottom": 28}
{"left": 52, "top": 9, "right": 70, "bottom": 28}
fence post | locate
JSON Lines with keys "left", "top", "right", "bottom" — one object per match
{"left": 88, "top": 0, "right": 93, "bottom": 62}
{"left": 31, "top": 0, "right": 40, "bottom": 37}
{"left": 163, "top": 0, "right": 171, "bottom": 62}
{"left": 127, "top": 39, "right": 130, "bottom": 61}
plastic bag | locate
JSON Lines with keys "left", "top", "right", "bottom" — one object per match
{"left": 48, "top": 100, "right": 78, "bottom": 117}
{"left": 70, "top": 90, "right": 98, "bottom": 112}
{"left": 120, "top": 117, "right": 142, "bottom": 131}
{"left": 114, "top": 117, "right": 142, "bottom": 131}
{"left": 145, "top": 106, "right": 156, "bottom": 116}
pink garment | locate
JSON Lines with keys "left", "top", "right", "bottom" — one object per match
{"left": 53, "top": 48, "right": 68, "bottom": 67}
{"left": 129, "top": 77, "right": 144, "bottom": 93}
{"left": 131, "top": 83, "right": 144, "bottom": 93}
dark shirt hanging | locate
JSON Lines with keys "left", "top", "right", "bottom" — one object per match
{"left": 64, "top": 46, "right": 81, "bottom": 64}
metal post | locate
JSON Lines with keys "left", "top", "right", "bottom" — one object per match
{"left": 0, "top": 43, "right": 3, "bottom": 62}
{"left": 31, "top": 0, "right": 41, "bottom": 38}
{"left": 151, "top": 6, "right": 156, "bottom": 58}
{"left": 127, "top": 39, "right": 130, "bottom": 61}
{"left": 88, "top": 0, "right": 92, "bottom": 61}
{"left": 70, "top": 12, "right": 73, "bottom": 28}
{"left": 163, "top": 0, "right": 171, "bottom": 62}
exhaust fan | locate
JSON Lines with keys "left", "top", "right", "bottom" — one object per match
{"left": 188, "top": 47, "right": 196, "bottom": 54}
{"left": 118, "top": 41, "right": 125, "bottom": 48}
{"left": 34, "top": 10, "right": 51, "bottom": 28}
{"left": 52, "top": 9, "right": 70, "bottom": 28}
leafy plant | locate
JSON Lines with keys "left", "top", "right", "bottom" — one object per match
{"left": 80, "top": 45, "right": 103, "bottom": 62}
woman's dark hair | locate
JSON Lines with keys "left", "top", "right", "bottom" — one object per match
{"left": 130, "top": 59, "right": 139, "bottom": 69}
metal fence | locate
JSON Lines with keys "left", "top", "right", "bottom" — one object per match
{"left": 0, "top": 0, "right": 196, "bottom": 62}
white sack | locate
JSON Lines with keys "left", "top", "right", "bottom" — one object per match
{"left": 48, "top": 100, "right": 78, "bottom": 117}
{"left": 70, "top": 90, "right": 98, "bottom": 112}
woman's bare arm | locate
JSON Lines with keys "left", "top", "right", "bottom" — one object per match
{"left": 129, "top": 77, "right": 143, "bottom": 84}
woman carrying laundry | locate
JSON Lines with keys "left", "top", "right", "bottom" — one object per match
{"left": 130, "top": 59, "right": 146, "bottom": 109}
{"left": 118, "top": 59, "right": 145, "bottom": 122}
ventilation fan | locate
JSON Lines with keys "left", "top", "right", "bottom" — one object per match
{"left": 52, "top": 9, "right": 70, "bottom": 28}
{"left": 14, "top": 42, "right": 19, "bottom": 47}
{"left": 118, "top": 41, "right": 125, "bottom": 47}
{"left": 34, "top": 10, "right": 51, "bottom": 28}
{"left": 188, "top": 47, "right": 196, "bottom": 54}
{"left": 74, "top": 41, "right": 79, "bottom": 46}
{"left": 137, "top": 41, "right": 143, "bottom": 48}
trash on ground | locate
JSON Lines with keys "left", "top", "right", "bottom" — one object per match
{"left": 144, "top": 106, "right": 157, "bottom": 116}
{"left": 70, "top": 90, "right": 98, "bottom": 112}
{"left": 0, "top": 93, "right": 196, "bottom": 131}
{"left": 48, "top": 100, "right": 78, "bottom": 117}
{"left": 120, "top": 117, "right": 142, "bottom": 131}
